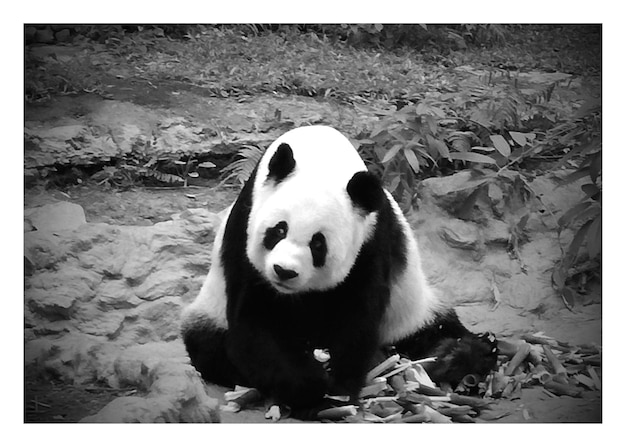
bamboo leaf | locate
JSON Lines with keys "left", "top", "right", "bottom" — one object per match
{"left": 587, "top": 215, "right": 602, "bottom": 259}
{"left": 381, "top": 144, "right": 403, "bottom": 163}
{"left": 387, "top": 175, "right": 401, "bottom": 193}
{"left": 489, "top": 134, "right": 511, "bottom": 157}
{"left": 552, "top": 266, "right": 566, "bottom": 290}
{"left": 427, "top": 135, "right": 450, "bottom": 160}
{"left": 403, "top": 148, "right": 420, "bottom": 173}
{"left": 590, "top": 152, "right": 602, "bottom": 183}
{"left": 558, "top": 201, "right": 590, "bottom": 228}
{"left": 509, "top": 131, "right": 528, "bottom": 147}
{"left": 565, "top": 219, "right": 593, "bottom": 261}
{"left": 581, "top": 183, "right": 600, "bottom": 198}
{"left": 559, "top": 167, "right": 590, "bottom": 187}
{"left": 450, "top": 152, "right": 497, "bottom": 164}
{"left": 561, "top": 287, "right": 577, "bottom": 310}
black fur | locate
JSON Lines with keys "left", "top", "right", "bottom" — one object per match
{"left": 393, "top": 311, "right": 498, "bottom": 386}
{"left": 347, "top": 171, "right": 384, "bottom": 214}
{"left": 263, "top": 221, "right": 288, "bottom": 250}
{"left": 309, "top": 232, "right": 327, "bottom": 268}
{"left": 267, "top": 143, "right": 296, "bottom": 183}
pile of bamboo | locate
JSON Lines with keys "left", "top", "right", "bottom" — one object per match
{"left": 220, "top": 332, "right": 601, "bottom": 423}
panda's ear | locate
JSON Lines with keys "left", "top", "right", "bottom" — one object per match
{"left": 267, "top": 143, "right": 296, "bottom": 183}
{"left": 347, "top": 171, "right": 384, "bottom": 214}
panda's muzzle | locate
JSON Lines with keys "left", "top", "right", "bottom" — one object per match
{"left": 273, "top": 264, "right": 299, "bottom": 281}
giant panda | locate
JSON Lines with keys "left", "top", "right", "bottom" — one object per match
{"left": 181, "top": 125, "right": 496, "bottom": 416}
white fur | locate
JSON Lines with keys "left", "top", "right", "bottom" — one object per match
{"left": 379, "top": 191, "right": 444, "bottom": 343}
{"left": 180, "top": 205, "right": 231, "bottom": 331}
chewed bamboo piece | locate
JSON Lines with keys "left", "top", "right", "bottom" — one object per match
{"left": 222, "top": 386, "right": 262, "bottom": 412}
{"left": 531, "top": 364, "right": 552, "bottom": 385}
{"left": 461, "top": 374, "right": 480, "bottom": 388}
{"left": 504, "top": 342, "right": 531, "bottom": 375}
{"left": 317, "top": 405, "right": 358, "bottom": 420}
{"left": 542, "top": 345, "right": 567, "bottom": 375}
{"left": 365, "top": 354, "right": 400, "bottom": 383}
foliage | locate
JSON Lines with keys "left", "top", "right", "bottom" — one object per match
{"left": 353, "top": 77, "right": 601, "bottom": 305}
{"left": 549, "top": 102, "right": 602, "bottom": 308}
{"left": 353, "top": 72, "right": 572, "bottom": 209}
{"left": 220, "top": 145, "right": 264, "bottom": 186}
{"left": 90, "top": 143, "right": 216, "bottom": 188}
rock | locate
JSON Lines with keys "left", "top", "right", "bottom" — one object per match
{"left": 484, "top": 219, "right": 511, "bottom": 246}
{"left": 54, "top": 29, "right": 71, "bottom": 42}
{"left": 134, "top": 269, "right": 190, "bottom": 301}
{"left": 24, "top": 231, "right": 69, "bottom": 269}
{"left": 26, "top": 287, "right": 78, "bottom": 321}
{"left": 81, "top": 342, "right": 220, "bottom": 422}
{"left": 24, "top": 333, "right": 108, "bottom": 384}
{"left": 80, "top": 396, "right": 180, "bottom": 423}
{"left": 132, "top": 297, "right": 183, "bottom": 341}
{"left": 24, "top": 201, "right": 86, "bottom": 233}
{"left": 439, "top": 219, "right": 481, "bottom": 251}
{"left": 25, "top": 26, "right": 37, "bottom": 43}
{"left": 95, "top": 280, "right": 142, "bottom": 310}
{"left": 75, "top": 309, "right": 128, "bottom": 338}
{"left": 34, "top": 27, "right": 54, "bottom": 44}
{"left": 420, "top": 171, "right": 488, "bottom": 213}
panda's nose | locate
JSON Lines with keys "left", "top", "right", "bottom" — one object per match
{"left": 274, "top": 264, "right": 298, "bottom": 281}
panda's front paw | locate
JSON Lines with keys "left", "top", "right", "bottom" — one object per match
{"left": 425, "top": 332, "right": 498, "bottom": 386}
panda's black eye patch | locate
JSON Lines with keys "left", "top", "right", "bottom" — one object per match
{"left": 310, "top": 232, "right": 327, "bottom": 268}
{"left": 263, "top": 221, "right": 288, "bottom": 250}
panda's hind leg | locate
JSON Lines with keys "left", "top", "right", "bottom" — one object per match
{"left": 393, "top": 311, "right": 498, "bottom": 386}
{"left": 182, "top": 322, "right": 245, "bottom": 388}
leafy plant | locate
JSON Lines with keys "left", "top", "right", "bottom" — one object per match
{"left": 221, "top": 144, "right": 265, "bottom": 186}
{"left": 549, "top": 102, "right": 602, "bottom": 308}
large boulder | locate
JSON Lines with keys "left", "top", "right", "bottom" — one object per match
{"left": 24, "top": 201, "right": 221, "bottom": 421}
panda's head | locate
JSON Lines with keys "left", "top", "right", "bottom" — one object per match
{"left": 246, "top": 139, "right": 384, "bottom": 295}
